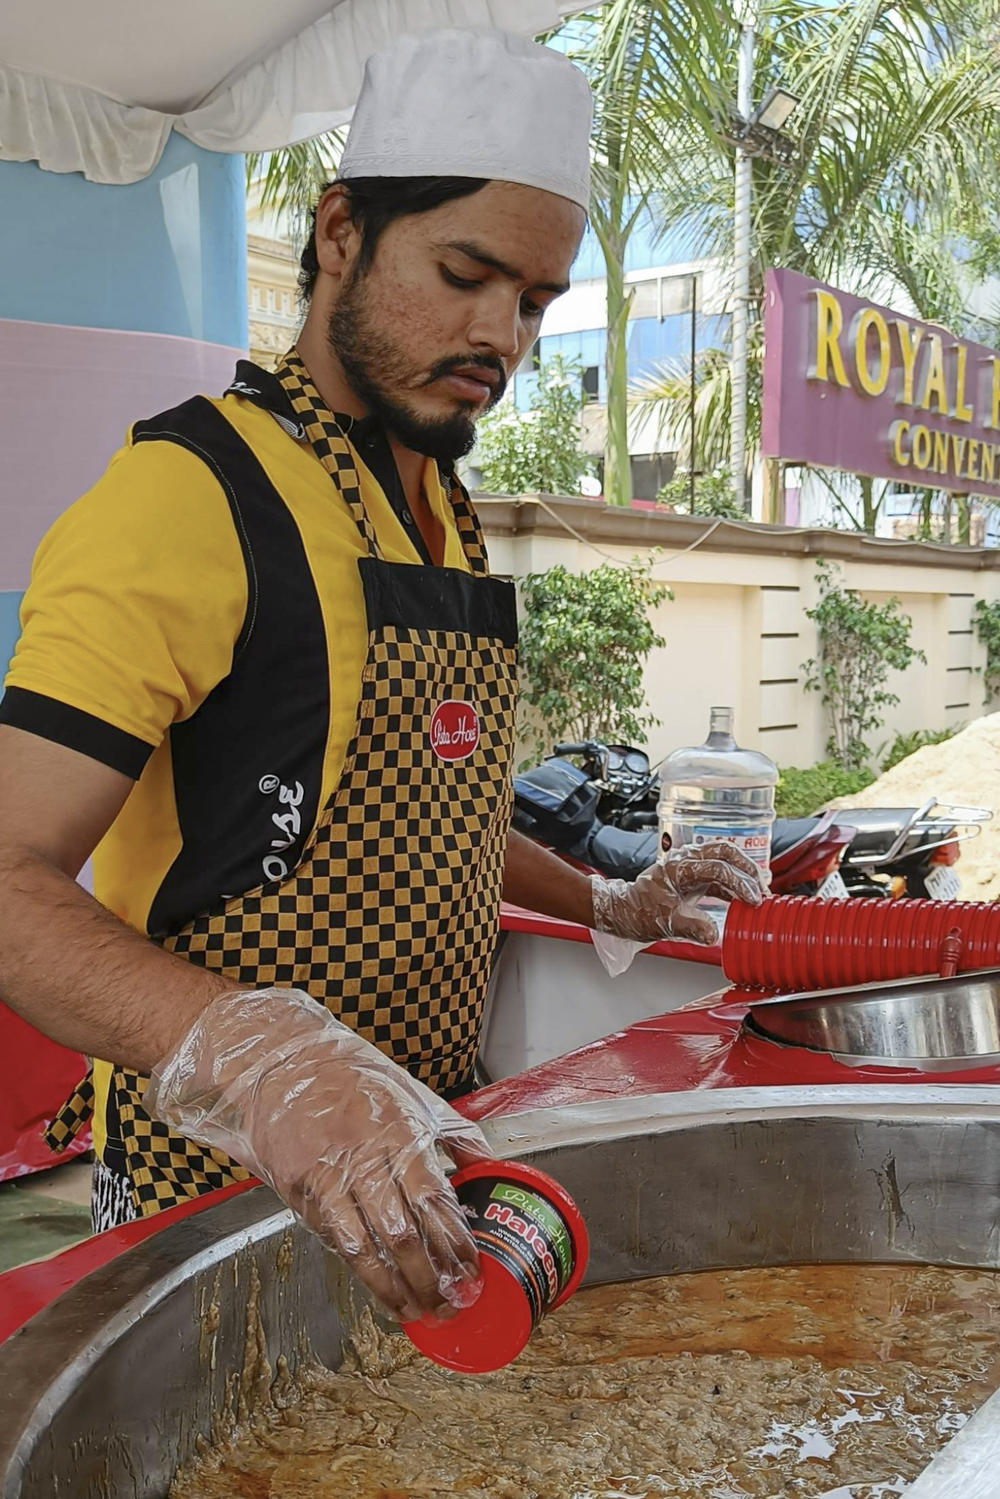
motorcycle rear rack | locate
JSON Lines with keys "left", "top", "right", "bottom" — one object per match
{"left": 848, "top": 799, "right": 992, "bottom": 868}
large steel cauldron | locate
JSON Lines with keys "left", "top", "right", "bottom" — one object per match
{"left": 3, "top": 1084, "right": 1000, "bottom": 1497}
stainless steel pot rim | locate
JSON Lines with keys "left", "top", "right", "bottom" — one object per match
{"left": 744, "top": 966, "right": 1000, "bottom": 1015}
{"left": 743, "top": 969, "right": 1000, "bottom": 1066}
{"left": 741, "top": 1014, "right": 1000, "bottom": 1072}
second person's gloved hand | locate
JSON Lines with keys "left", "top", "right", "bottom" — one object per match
{"left": 589, "top": 840, "right": 769, "bottom": 970}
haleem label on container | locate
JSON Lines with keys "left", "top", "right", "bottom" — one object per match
{"left": 401, "top": 1160, "right": 588, "bottom": 1374}
{"left": 462, "top": 1177, "right": 574, "bottom": 1326}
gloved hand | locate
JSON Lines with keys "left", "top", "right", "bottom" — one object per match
{"left": 591, "top": 840, "right": 769, "bottom": 949}
{"left": 145, "top": 988, "right": 490, "bottom": 1324}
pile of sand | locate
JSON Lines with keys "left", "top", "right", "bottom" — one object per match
{"left": 825, "top": 713, "right": 1000, "bottom": 902}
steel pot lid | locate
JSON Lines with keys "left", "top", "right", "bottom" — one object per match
{"left": 744, "top": 967, "right": 1000, "bottom": 1071}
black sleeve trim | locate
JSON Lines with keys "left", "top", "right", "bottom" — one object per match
{"left": 0, "top": 687, "right": 155, "bottom": 779}
{"left": 132, "top": 397, "right": 258, "bottom": 659}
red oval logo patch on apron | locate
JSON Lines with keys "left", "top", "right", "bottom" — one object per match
{"left": 430, "top": 700, "right": 481, "bottom": 761}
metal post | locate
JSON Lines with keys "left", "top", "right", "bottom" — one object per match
{"left": 731, "top": 14, "right": 755, "bottom": 512}
{"left": 689, "top": 272, "right": 698, "bottom": 513}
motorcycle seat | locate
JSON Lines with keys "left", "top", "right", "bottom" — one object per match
{"left": 579, "top": 823, "right": 658, "bottom": 882}
{"left": 512, "top": 759, "right": 601, "bottom": 847}
{"left": 770, "top": 816, "right": 826, "bottom": 860}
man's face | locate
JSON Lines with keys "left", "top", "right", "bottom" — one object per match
{"left": 327, "top": 181, "right": 585, "bottom": 461}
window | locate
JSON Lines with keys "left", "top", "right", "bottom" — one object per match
{"left": 658, "top": 274, "right": 696, "bottom": 318}
{"left": 582, "top": 365, "right": 600, "bottom": 402}
{"left": 625, "top": 273, "right": 697, "bottom": 323}
{"left": 628, "top": 279, "right": 660, "bottom": 319}
{"left": 631, "top": 453, "right": 676, "bottom": 501}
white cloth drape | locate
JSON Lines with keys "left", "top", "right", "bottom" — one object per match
{"left": 0, "top": 0, "right": 560, "bottom": 183}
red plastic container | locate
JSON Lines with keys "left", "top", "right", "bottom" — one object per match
{"left": 403, "top": 1160, "right": 589, "bottom": 1374}
{"left": 723, "top": 897, "right": 1000, "bottom": 991}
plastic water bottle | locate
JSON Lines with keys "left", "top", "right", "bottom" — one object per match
{"left": 658, "top": 706, "right": 778, "bottom": 931}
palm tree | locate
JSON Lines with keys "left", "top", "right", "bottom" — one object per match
{"left": 632, "top": 330, "right": 762, "bottom": 476}
{"left": 558, "top": 1, "right": 730, "bottom": 506}
{"left": 245, "top": 135, "right": 344, "bottom": 244}
{"left": 630, "top": 0, "right": 1000, "bottom": 525}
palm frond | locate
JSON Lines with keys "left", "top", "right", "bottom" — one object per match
{"left": 245, "top": 133, "right": 345, "bottom": 241}
{"left": 629, "top": 329, "right": 763, "bottom": 476}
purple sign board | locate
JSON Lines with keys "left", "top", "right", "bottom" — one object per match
{"left": 762, "top": 267, "right": 1000, "bottom": 500}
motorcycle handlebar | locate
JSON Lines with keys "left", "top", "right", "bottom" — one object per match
{"left": 553, "top": 741, "right": 603, "bottom": 757}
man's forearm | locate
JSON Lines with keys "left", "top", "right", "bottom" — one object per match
{"left": 502, "top": 828, "right": 596, "bottom": 926}
{"left": 0, "top": 846, "right": 231, "bottom": 1071}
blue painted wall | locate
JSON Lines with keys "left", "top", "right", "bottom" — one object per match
{"left": 0, "top": 592, "right": 23, "bottom": 680}
{"left": 0, "top": 134, "right": 247, "bottom": 347}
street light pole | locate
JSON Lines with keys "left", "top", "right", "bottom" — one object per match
{"left": 731, "top": 9, "right": 755, "bottom": 513}
{"left": 689, "top": 271, "right": 698, "bottom": 513}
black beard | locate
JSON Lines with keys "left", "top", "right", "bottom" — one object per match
{"left": 327, "top": 271, "right": 501, "bottom": 463}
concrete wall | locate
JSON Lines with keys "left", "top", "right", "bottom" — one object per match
{"left": 477, "top": 496, "right": 1000, "bottom": 769}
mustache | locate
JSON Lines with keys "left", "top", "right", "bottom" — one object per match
{"left": 424, "top": 355, "right": 507, "bottom": 403}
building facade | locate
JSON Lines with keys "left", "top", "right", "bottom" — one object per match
{"left": 246, "top": 186, "right": 302, "bottom": 369}
{"left": 508, "top": 204, "right": 730, "bottom": 501}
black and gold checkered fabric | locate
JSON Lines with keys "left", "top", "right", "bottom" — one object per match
{"left": 113, "top": 1068, "right": 253, "bottom": 1212}
{"left": 42, "top": 1070, "right": 94, "bottom": 1153}
{"left": 165, "top": 618, "right": 516, "bottom": 1084}
{"left": 275, "top": 349, "right": 491, "bottom": 577}
{"left": 278, "top": 350, "right": 387, "bottom": 559}
{"left": 85, "top": 349, "right": 518, "bottom": 1218}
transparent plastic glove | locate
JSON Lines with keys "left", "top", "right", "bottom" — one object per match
{"left": 589, "top": 927, "right": 651, "bottom": 979}
{"left": 145, "top": 988, "right": 491, "bottom": 1324}
{"left": 591, "top": 840, "right": 768, "bottom": 956}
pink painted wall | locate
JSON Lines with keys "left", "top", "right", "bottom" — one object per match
{"left": 0, "top": 318, "right": 244, "bottom": 590}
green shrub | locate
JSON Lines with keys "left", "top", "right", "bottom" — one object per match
{"left": 775, "top": 761, "right": 876, "bottom": 819}
{"left": 973, "top": 599, "right": 1000, "bottom": 704}
{"left": 475, "top": 355, "right": 595, "bottom": 496}
{"left": 880, "top": 726, "right": 957, "bottom": 773}
{"left": 802, "top": 561, "right": 925, "bottom": 771}
{"left": 518, "top": 561, "right": 670, "bottom": 763}
{"left": 656, "top": 470, "right": 746, "bottom": 520}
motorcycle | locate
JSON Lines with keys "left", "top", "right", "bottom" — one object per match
{"left": 514, "top": 742, "right": 991, "bottom": 900}
{"left": 513, "top": 742, "right": 857, "bottom": 898}
{"left": 833, "top": 798, "right": 992, "bottom": 900}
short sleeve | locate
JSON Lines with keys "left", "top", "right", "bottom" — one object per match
{"left": 1, "top": 436, "right": 248, "bottom": 778}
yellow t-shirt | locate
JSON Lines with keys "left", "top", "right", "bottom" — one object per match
{"left": 1, "top": 365, "right": 471, "bottom": 939}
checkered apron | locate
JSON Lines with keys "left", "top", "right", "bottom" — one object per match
{"left": 45, "top": 351, "right": 517, "bottom": 1222}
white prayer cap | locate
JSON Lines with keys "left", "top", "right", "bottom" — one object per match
{"left": 338, "top": 30, "right": 593, "bottom": 211}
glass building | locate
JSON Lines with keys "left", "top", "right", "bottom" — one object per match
{"left": 507, "top": 201, "right": 731, "bottom": 499}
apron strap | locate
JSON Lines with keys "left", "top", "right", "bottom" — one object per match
{"left": 276, "top": 348, "right": 491, "bottom": 578}
{"left": 446, "top": 472, "right": 491, "bottom": 578}
{"left": 275, "top": 350, "right": 383, "bottom": 558}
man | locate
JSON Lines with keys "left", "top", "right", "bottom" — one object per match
{"left": 0, "top": 31, "right": 763, "bottom": 1324}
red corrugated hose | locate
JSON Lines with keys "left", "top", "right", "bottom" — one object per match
{"left": 722, "top": 898, "right": 1000, "bottom": 990}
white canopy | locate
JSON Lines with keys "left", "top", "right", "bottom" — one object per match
{"left": 0, "top": 0, "right": 565, "bottom": 184}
